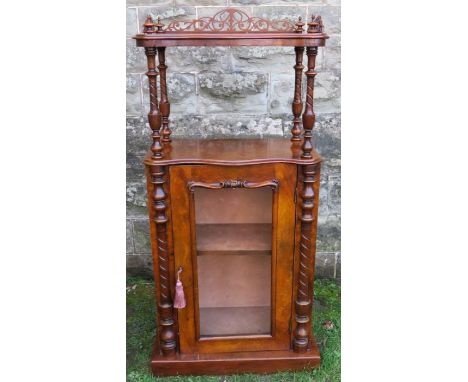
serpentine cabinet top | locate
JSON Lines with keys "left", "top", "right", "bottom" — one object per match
{"left": 134, "top": 7, "right": 328, "bottom": 47}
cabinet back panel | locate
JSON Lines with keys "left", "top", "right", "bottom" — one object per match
{"left": 197, "top": 254, "right": 271, "bottom": 308}
{"left": 194, "top": 188, "right": 272, "bottom": 224}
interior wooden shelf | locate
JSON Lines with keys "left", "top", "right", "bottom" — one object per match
{"left": 196, "top": 223, "right": 272, "bottom": 256}
{"left": 200, "top": 306, "right": 271, "bottom": 337}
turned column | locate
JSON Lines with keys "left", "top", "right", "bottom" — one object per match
{"left": 145, "top": 46, "right": 163, "bottom": 159}
{"left": 150, "top": 165, "right": 176, "bottom": 356}
{"left": 301, "top": 46, "right": 318, "bottom": 158}
{"left": 291, "top": 46, "right": 305, "bottom": 141}
{"left": 157, "top": 47, "right": 171, "bottom": 143}
{"left": 145, "top": 47, "right": 163, "bottom": 159}
{"left": 143, "top": 16, "right": 164, "bottom": 159}
{"left": 293, "top": 164, "right": 319, "bottom": 352}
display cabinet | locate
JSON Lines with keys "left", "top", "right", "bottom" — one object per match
{"left": 133, "top": 8, "right": 328, "bottom": 376}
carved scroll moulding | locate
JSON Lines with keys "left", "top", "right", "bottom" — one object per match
{"left": 164, "top": 9, "right": 295, "bottom": 33}
{"left": 187, "top": 179, "right": 279, "bottom": 193}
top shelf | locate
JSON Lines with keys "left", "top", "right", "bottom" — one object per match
{"left": 134, "top": 8, "right": 328, "bottom": 48}
{"left": 143, "top": 138, "right": 321, "bottom": 166}
{"left": 135, "top": 33, "right": 328, "bottom": 48}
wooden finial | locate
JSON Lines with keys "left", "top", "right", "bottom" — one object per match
{"left": 155, "top": 16, "right": 165, "bottom": 33}
{"left": 143, "top": 15, "right": 155, "bottom": 34}
{"left": 295, "top": 16, "right": 305, "bottom": 33}
{"left": 307, "top": 14, "right": 323, "bottom": 33}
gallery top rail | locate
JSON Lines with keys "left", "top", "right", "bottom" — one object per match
{"left": 133, "top": 8, "right": 328, "bottom": 48}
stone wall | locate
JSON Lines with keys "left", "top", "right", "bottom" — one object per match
{"left": 126, "top": 0, "right": 341, "bottom": 278}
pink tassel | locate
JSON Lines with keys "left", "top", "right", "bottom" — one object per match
{"left": 173, "top": 268, "right": 186, "bottom": 309}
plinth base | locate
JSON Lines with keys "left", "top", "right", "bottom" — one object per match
{"left": 150, "top": 339, "right": 320, "bottom": 376}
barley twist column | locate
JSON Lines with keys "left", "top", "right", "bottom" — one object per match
{"left": 293, "top": 164, "right": 318, "bottom": 352}
{"left": 301, "top": 46, "right": 318, "bottom": 158}
{"left": 157, "top": 47, "right": 172, "bottom": 143}
{"left": 150, "top": 165, "right": 176, "bottom": 355}
{"left": 145, "top": 47, "right": 163, "bottom": 159}
{"left": 291, "top": 47, "right": 305, "bottom": 141}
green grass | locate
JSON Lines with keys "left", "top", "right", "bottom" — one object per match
{"left": 127, "top": 278, "right": 340, "bottom": 382}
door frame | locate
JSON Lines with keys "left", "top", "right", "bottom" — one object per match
{"left": 170, "top": 163, "right": 297, "bottom": 354}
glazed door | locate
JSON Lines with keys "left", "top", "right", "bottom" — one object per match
{"left": 170, "top": 163, "right": 297, "bottom": 354}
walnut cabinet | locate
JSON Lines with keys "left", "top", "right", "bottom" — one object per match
{"left": 133, "top": 8, "right": 328, "bottom": 376}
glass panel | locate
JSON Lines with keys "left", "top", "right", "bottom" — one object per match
{"left": 194, "top": 187, "right": 273, "bottom": 337}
